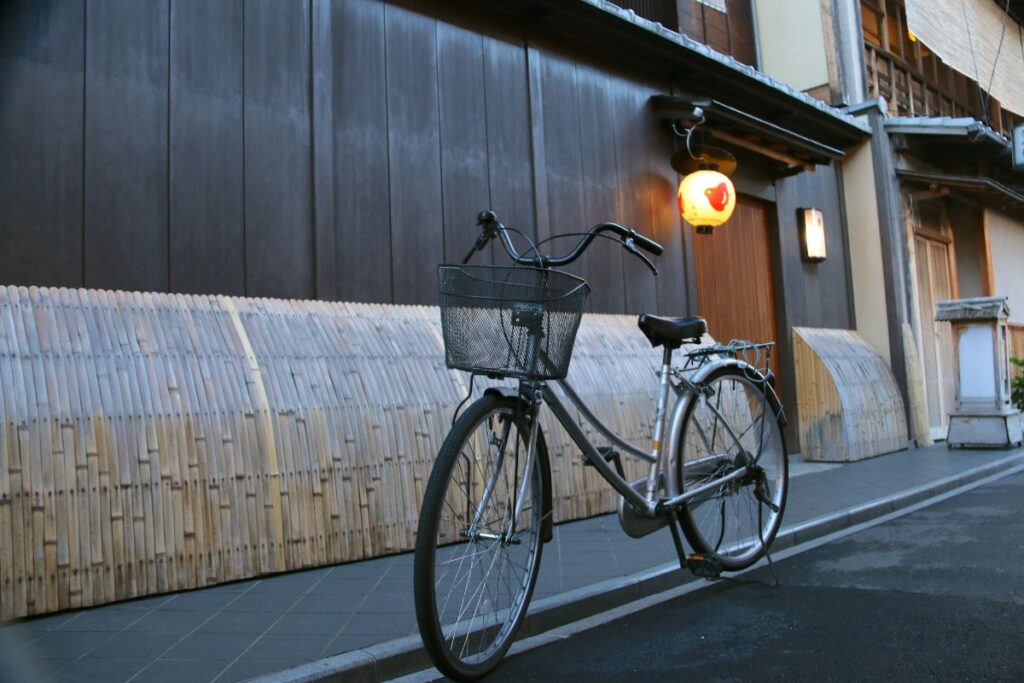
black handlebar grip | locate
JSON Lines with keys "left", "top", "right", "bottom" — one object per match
{"left": 477, "top": 210, "right": 497, "bottom": 225}
{"left": 630, "top": 231, "right": 664, "bottom": 256}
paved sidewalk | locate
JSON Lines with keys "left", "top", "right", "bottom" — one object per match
{"left": 1, "top": 445, "right": 1022, "bottom": 683}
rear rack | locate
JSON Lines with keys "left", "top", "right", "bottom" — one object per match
{"left": 681, "top": 339, "right": 775, "bottom": 377}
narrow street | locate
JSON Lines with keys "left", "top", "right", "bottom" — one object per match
{"left": 479, "top": 471, "right": 1024, "bottom": 681}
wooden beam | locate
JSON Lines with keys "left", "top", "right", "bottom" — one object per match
{"left": 944, "top": 203, "right": 961, "bottom": 300}
{"left": 979, "top": 208, "right": 996, "bottom": 297}
{"left": 819, "top": 0, "right": 842, "bottom": 104}
{"left": 908, "top": 186, "right": 950, "bottom": 202}
{"left": 707, "top": 129, "right": 813, "bottom": 172}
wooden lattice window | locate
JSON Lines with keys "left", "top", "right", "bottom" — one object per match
{"left": 861, "top": 1, "right": 883, "bottom": 47}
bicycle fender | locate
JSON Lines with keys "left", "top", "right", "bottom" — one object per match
{"left": 483, "top": 387, "right": 555, "bottom": 544}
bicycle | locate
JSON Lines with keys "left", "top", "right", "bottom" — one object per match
{"left": 414, "top": 210, "right": 788, "bottom": 681}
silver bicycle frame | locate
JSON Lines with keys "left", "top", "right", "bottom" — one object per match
{"left": 543, "top": 354, "right": 763, "bottom": 519}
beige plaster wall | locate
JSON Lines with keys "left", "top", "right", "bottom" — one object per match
{"left": 988, "top": 209, "right": 1024, "bottom": 324}
{"left": 755, "top": 0, "right": 830, "bottom": 92}
{"left": 841, "top": 137, "right": 892, "bottom": 364}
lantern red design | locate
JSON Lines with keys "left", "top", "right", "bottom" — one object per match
{"left": 704, "top": 182, "right": 729, "bottom": 211}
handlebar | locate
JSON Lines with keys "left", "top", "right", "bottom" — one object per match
{"left": 465, "top": 210, "right": 664, "bottom": 274}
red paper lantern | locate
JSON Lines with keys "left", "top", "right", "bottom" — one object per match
{"left": 678, "top": 169, "right": 736, "bottom": 234}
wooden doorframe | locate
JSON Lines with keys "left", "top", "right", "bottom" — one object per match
{"left": 763, "top": 195, "right": 799, "bottom": 452}
{"left": 908, "top": 197, "right": 959, "bottom": 439}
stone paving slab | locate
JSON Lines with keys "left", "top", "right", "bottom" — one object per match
{"left": 1, "top": 445, "right": 1021, "bottom": 683}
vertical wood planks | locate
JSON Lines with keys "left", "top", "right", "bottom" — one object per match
{"left": 331, "top": 0, "right": 392, "bottom": 303}
{"left": 385, "top": 3, "right": 444, "bottom": 305}
{"left": 610, "top": 75, "right": 659, "bottom": 315}
{"left": 641, "top": 79, "right": 688, "bottom": 317}
{"left": 534, "top": 48, "right": 589, "bottom": 287}
{"left": 84, "top": 0, "right": 170, "bottom": 292}
{"left": 0, "top": 0, "right": 84, "bottom": 288}
{"left": 169, "top": 0, "right": 245, "bottom": 296}
{"left": 576, "top": 65, "right": 626, "bottom": 313}
{"left": 437, "top": 21, "right": 490, "bottom": 266}
{"left": 242, "top": 0, "right": 314, "bottom": 299}
{"left": 482, "top": 25, "right": 536, "bottom": 255}
{"left": 1, "top": 0, "right": 702, "bottom": 320}
{"left": 311, "top": 0, "right": 337, "bottom": 302}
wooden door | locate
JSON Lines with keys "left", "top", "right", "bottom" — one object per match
{"left": 913, "top": 234, "right": 956, "bottom": 439}
{"left": 693, "top": 196, "right": 779, "bottom": 377}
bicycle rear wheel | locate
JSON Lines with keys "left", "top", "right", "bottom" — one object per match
{"left": 414, "top": 394, "right": 545, "bottom": 681}
{"left": 677, "top": 365, "right": 788, "bottom": 571}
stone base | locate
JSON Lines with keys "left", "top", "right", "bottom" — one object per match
{"left": 946, "top": 411, "right": 1023, "bottom": 448}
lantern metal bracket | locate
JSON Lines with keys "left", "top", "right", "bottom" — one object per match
{"left": 670, "top": 108, "right": 737, "bottom": 176}
{"left": 670, "top": 109, "right": 705, "bottom": 159}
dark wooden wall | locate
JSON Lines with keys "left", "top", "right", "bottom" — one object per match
{"left": 0, "top": 0, "right": 688, "bottom": 316}
{"left": 1, "top": 0, "right": 853, "bottom": 323}
{"left": 771, "top": 164, "right": 855, "bottom": 450}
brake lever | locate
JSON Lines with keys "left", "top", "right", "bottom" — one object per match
{"left": 623, "top": 238, "right": 659, "bottom": 275}
{"left": 462, "top": 212, "right": 500, "bottom": 264}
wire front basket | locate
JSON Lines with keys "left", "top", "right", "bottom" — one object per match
{"left": 438, "top": 264, "right": 590, "bottom": 381}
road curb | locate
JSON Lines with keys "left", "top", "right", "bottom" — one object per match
{"left": 252, "top": 451, "right": 1024, "bottom": 683}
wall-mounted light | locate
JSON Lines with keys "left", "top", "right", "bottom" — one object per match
{"left": 799, "top": 207, "right": 827, "bottom": 262}
{"left": 670, "top": 113, "right": 738, "bottom": 235}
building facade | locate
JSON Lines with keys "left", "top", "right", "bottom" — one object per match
{"left": 838, "top": 0, "right": 1024, "bottom": 441}
{"left": 9, "top": 0, "right": 984, "bottom": 616}
{"left": 703, "top": 0, "right": 1024, "bottom": 442}
{"left": 1, "top": 0, "right": 874, "bottom": 451}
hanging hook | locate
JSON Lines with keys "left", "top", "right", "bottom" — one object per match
{"left": 670, "top": 108, "right": 705, "bottom": 161}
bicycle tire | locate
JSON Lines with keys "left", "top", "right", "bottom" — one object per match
{"left": 677, "top": 364, "right": 788, "bottom": 571}
{"left": 414, "top": 394, "right": 546, "bottom": 681}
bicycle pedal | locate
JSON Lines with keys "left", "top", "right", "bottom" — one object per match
{"left": 685, "top": 553, "right": 723, "bottom": 580}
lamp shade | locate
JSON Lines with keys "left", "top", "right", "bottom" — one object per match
{"left": 678, "top": 169, "right": 736, "bottom": 234}
{"left": 799, "top": 207, "right": 827, "bottom": 262}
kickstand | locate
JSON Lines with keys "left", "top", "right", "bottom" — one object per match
{"left": 665, "top": 505, "right": 689, "bottom": 573}
{"left": 663, "top": 507, "right": 688, "bottom": 573}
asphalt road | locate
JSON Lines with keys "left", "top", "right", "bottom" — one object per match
{"left": 477, "top": 470, "right": 1024, "bottom": 682}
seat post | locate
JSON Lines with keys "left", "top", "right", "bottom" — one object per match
{"left": 646, "top": 344, "right": 676, "bottom": 501}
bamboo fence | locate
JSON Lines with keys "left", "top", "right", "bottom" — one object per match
{"left": 0, "top": 285, "right": 676, "bottom": 619}
{"left": 792, "top": 327, "right": 908, "bottom": 461}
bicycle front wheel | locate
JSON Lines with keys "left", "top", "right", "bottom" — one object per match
{"left": 677, "top": 365, "right": 788, "bottom": 571}
{"left": 414, "top": 394, "right": 545, "bottom": 681}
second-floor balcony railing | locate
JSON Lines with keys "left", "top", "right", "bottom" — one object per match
{"left": 864, "top": 41, "right": 1023, "bottom": 134}
{"left": 864, "top": 41, "right": 978, "bottom": 120}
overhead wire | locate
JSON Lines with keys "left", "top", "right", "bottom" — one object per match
{"left": 962, "top": 0, "right": 1013, "bottom": 126}
{"left": 984, "top": 0, "right": 1013, "bottom": 122}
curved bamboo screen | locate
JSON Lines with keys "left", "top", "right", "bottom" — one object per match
{"left": 0, "top": 285, "right": 688, "bottom": 618}
{"left": 792, "top": 327, "right": 908, "bottom": 462}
